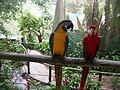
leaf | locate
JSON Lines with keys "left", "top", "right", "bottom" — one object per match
{"left": 0, "top": 82, "right": 4, "bottom": 86}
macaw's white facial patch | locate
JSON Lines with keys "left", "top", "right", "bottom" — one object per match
{"left": 88, "top": 29, "right": 97, "bottom": 36}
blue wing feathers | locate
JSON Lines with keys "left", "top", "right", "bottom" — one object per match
{"left": 49, "top": 33, "right": 54, "bottom": 55}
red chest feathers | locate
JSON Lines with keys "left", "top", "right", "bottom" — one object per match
{"left": 83, "top": 34, "right": 100, "bottom": 57}
{"left": 87, "top": 37, "right": 99, "bottom": 54}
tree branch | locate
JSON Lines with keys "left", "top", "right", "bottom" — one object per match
{"left": 0, "top": 52, "right": 120, "bottom": 69}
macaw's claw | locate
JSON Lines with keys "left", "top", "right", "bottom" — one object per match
{"left": 51, "top": 55, "right": 64, "bottom": 64}
{"left": 85, "top": 58, "right": 93, "bottom": 65}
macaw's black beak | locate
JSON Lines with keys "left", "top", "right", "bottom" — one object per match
{"left": 91, "top": 31, "right": 94, "bottom": 36}
{"left": 90, "top": 29, "right": 95, "bottom": 36}
{"left": 66, "top": 22, "right": 74, "bottom": 32}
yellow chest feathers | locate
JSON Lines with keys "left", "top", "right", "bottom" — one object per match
{"left": 53, "top": 30, "right": 67, "bottom": 56}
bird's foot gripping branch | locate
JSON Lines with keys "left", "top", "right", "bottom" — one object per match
{"left": 84, "top": 58, "right": 95, "bottom": 65}
{"left": 51, "top": 55, "right": 64, "bottom": 64}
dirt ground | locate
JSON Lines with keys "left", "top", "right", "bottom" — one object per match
{"left": 93, "top": 75, "right": 114, "bottom": 90}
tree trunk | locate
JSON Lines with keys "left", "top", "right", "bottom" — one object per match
{"left": 36, "top": 31, "right": 42, "bottom": 43}
{"left": 107, "top": 0, "right": 120, "bottom": 50}
{"left": 92, "top": 0, "right": 99, "bottom": 27}
{"left": 0, "top": 60, "right": 2, "bottom": 83}
{"left": 53, "top": 0, "right": 65, "bottom": 31}
{"left": 85, "top": 0, "right": 94, "bottom": 26}
{"left": 99, "top": 0, "right": 110, "bottom": 56}
{"left": 100, "top": 0, "right": 120, "bottom": 51}
{"left": 104, "top": 0, "right": 110, "bottom": 50}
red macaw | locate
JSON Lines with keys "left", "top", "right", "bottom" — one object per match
{"left": 80, "top": 25, "right": 100, "bottom": 90}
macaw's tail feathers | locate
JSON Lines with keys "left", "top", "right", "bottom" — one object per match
{"left": 80, "top": 67, "right": 89, "bottom": 90}
{"left": 55, "top": 64, "right": 62, "bottom": 90}
{"left": 80, "top": 87, "right": 84, "bottom": 90}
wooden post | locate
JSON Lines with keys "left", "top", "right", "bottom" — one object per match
{"left": 0, "top": 60, "right": 1, "bottom": 71}
{"left": 24, "top": 49, "right": 30, "bottom": 90}
{"left": 0, "top": 60, "right": 2, "bottom": 83}
{"left": 27, "top": 61, "right": 30, "bottom": 90}
{"left": 49, "top": 66, "right": 52, "bottom": 82}
{"left": 98, "top": 73, "right": 102, "bottom": 81}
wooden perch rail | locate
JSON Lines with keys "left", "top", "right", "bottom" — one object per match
{"left": 0, "top": 52, "right": 120, "bottom": 69}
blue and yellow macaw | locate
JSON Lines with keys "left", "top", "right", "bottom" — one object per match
{"left": 49, "top": 20, "right": 73, "bottom": 90}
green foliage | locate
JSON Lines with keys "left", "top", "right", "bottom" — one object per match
{"left": 26, "top": 0, "right": 52, "bottom": 40}
{"left": 94, "top": 51, "right": 120, "bottom": 73}
{"left": 62, "top": 67, "right": 80, "bottom": 89}
{"left": 0, "top": 64, "right": 15, "bottom": 89}
{"left": 83, "top": 3, "right": 92, "bottom": 26}
{"left": 0, "top": 38, "right": 24, "bottom": 52}
{"left": 0, "top": 0, "right": 26, "bottom": 19}
{"left": 0, "top": 38, "right": 25, "bottom": 70}
{"left": 17, "top": 11, "right": 43, "bottom": 35}
{"left": 0, "top": 0, "right": 26, "bottom": 35}
{"left": 0, "top": 43, "right": 26, "bottom": 89}
{"left": 111, "top": 77, "right": 120, "bottom": 90}
{"left": 31, "top": 0, "right": 50, "bottom": 8}
{"left": 8, "top": 44, "right": 26, "bottom": 68}
{"left": 8, "top": 45, "right": 25, "bottom": 53}
{"left": 85, "top": 76, "right": 102, "bottom": 90}
{"left": 35, "top": 42, "right": 51, "bottom": 55}
{"left": 0, "top": 39, "right": 11, "bottom": 52}
{"left": 1, "top": 44, "right": 26, "bottom": 68}
{"left": 65, "top": 0, "right": 82, "bottom": 13}
{"left": 0, "top": 66, "right": 11, "bottom": 82}
{"left": 67, "top": 32, "right": 83, "bottom": 57}
{"left": 0, "top": 22, "right": 11, "bottom": 36}
{"left": 63, "top": 68, "right": 102, "bottom": 90}
{"left": 98, "top": 0, "right": 120, "bottom": 50}
{"left": 17, "top": 11, "right": 43, "bottom": 47}
{"left": 38, "top": 85, "right": 56, "bottom": 90}
{"left": 67, "top": 42, "right": 82, "bottom": 57}
{"left": 103, "top": 51, "right": 120, "bottom": 61}
{"left": 106, "top": 0, "right": 120, "bottom": 50}
{"left": 77, "top": 17, "right": 84, "bottom": 31}
{"left": 17, "top": 10, "right": 52, "bottom": 45}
